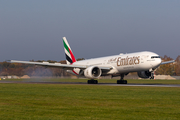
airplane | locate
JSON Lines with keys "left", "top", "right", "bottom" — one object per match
{"left": 10, "top": 37, "right": 175, "bottom": 84}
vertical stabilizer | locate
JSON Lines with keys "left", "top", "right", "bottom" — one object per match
{"left": 63, "top": 37, "right": 76, "bottom": 64}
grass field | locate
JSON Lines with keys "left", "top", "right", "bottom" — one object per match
{"left": 0, "top": 79, "right": 180, "bottom": 120}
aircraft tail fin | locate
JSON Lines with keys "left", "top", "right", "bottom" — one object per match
{"left": 63, "top": 37, "right": 76, "bottom": 65}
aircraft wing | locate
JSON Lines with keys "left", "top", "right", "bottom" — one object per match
{"left": 161, "top": 60, "right": 175, "bottom": 65}
{"left": 10, "top": 60, "right": 112, "bottom": 70}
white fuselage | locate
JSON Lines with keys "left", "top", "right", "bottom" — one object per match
{"left": 71, "top": 51, "right": 161, "bottom": 75}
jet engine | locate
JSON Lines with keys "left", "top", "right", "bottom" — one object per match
{"left": 137, "top": 71, "right": 151, "bottom": 78}
{"left": 84, "top": 66, "right": 102, "bottom": 79}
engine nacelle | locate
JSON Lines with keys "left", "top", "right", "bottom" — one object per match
{"left": 137, "top": 71, "right": 151, "bottom": 78}
{"left": 84, "top": 66, "right": 102, "bottom": 79}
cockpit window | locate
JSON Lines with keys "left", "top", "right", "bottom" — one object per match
{"left": 151, "top": 56, "right": 160, "bottom": 59}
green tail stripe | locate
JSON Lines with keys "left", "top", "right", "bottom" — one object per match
{"left": 63, "top": 40, "right": 70, "bottom": 54}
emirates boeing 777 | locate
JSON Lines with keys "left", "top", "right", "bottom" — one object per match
{"left": 10, "top": 37, "right": 175, "bottom": 84}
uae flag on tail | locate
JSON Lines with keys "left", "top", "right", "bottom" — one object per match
{"left": 63, "top": 37, "right": 76, "bottom": 64}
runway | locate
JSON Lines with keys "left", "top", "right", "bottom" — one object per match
{"left": 1, "top": 81, "right": 180, "bottom": 87}
{"left": 101, "top": 83, "right": 180, "bottom": 87}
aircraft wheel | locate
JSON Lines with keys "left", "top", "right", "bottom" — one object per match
{"left": 87, "top": 80, "right": 91, "bottom": 84}
{"left": 124, "top": 80, "right": 127, "bottom": 84}
{"left": 87, "top": 80, "right": 98, "bottom": 84}
{"left": 117, "top": 80, "right": 127, "bottom": 84}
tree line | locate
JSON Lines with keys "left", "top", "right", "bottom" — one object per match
{"left": 156, "top": 55, "right": 180, "bottom": 76}
{"left": 0, "top": 56, "right": 179, "bottom": 77}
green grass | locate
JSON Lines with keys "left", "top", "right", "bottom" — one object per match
{"left": 0, "top": 82, "right": 180, "bottom": 120}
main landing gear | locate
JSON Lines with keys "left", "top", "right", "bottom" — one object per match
{"left": 87, "top": 74, "right": 128, "bottom": 84}
{"left": 87, "top": 79, "right": 98, "bottom": 84}
{"left": 117, "top": 74, "right": 127, "bottom": 84}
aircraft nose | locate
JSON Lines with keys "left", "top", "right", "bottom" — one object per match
{"left": 155, "top": 58, "right": 162, "bottom": 67}
{"left": 159, "top": 58, "right": 162, "bottom": 64}
{"left": 151, "top": 58, "right": 161, "bottom": 69}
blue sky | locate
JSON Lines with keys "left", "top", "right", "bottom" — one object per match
{"left": 0, "top": 0, "right": 180, "bottom": 61}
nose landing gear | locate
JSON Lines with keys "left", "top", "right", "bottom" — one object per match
{"left": 150, "top": 72, "right": 154, "bottom": 79}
